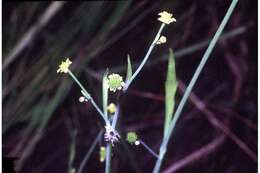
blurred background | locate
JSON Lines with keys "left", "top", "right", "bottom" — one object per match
{"left": 2, "top": 1, "right": 257, "bottom": 173}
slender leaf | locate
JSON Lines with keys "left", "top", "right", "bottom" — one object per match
{"left": 102, "top": 70, "right": 109, "bottom": 120}
{"left": 126, "top": 54, "right": 132, "bottom": 82}
{"left": 164, "top": 49, "right": 178, "bottom": 138}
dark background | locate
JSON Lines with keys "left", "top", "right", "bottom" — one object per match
{"left": 2, "top": 1, "right": 257, "bottom": 173}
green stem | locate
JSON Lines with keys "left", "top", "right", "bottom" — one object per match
{"left": 139, "top": 140, "right": 159, "bottom": 159}
{"left": 123, "top": 23, "right": 165, "bottom": 91}
{"left": 68, "top": 70, "right": 109, "bottom": 124}
{"left": 152, "top": 0, "right": 239, "bottom": 172}
{"left": 111, "top": 105, "right": 119, "bottom": 128}
{"left": 105, "top": 143, "right": 112, "bottom": 173}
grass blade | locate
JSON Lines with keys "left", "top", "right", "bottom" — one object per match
{"left": 164, "top": 49, "right": 178, "bottom": 138}
{"left": 103, "top": 70, "right": 109, "bottom": 120}
{"left": 126, "top": 54, "right": 133, "bottom": 82}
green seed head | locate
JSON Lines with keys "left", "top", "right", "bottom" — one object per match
{"left": 126, "top": 132, "right": 138, "bottom": 144}
{"left": 107, "top": 73, "right": 125, "bottom": 92}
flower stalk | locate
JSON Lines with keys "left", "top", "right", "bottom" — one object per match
{"left": 67, "top": 70, "right": 109, "bottom": 125}
{"left": 123, "top": 23, "right": 165, "bottom": 91}
{"left": 139, "top": 140, "right": 159, "bottom": 159}
{"left": 105, "top": 144, "right": 112, "bottom": 173}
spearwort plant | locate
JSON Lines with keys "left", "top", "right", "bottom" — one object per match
{"left": 57, "top": 0, "right": 238, "bottom": 172}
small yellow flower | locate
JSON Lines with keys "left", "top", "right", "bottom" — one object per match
{"left": 156, "top": 36, "right": 167, "bottom": 45}
{"left": 107, "top": 73, "right": 125, "bottom": 92}
{"left": 158, "top": 11, "right": 176, "bottom": 24}
{"left": 107, "top": 103, "right": 116, "bottom": 114}
{"left": 57, "top": 58, "right": 72, "bottom": 73}
{"left": 99, "top": 146, "right": 106, "bottom": 162}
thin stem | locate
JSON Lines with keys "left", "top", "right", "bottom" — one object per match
{"left": 152, "top": 0, "right": 239, "bottom": 172}
{"left": 105, "top": 143, "right": 112, "bottom": 173}
{"left": 68, "top": 70, "right": 109, "bottom": 124}
{"left": 111, "top": 105, "right": 119, "bottom": 129}
{"left": 90, "top": 99, "right": 110, "bottom": 125}
{"left": 139, "top": 140, "right": 159, "bottom": 159}
{"left": 77, "top": 129, "right": 104, "bottom": 173}
{"left": 123, "top": 23, "right": 165, "bottom": 92}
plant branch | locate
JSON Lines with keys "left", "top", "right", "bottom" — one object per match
{"left": 123, "top": 23, "right": 165, "bottom": 91}
{"left": 105, "top": 144, "right": 112, "bottom": 173}
{"left": 68, "top": 70, "right": 109, "bottom": 124}
{"left": 139, "top": 140, "right": 159, "bottom": 159}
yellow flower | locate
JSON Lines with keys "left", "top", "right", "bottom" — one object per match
{"left": 107, "top": 103, "right": 116, "bottom": 114}
{"left": 57, "top": 58, "right": 72, "bottom": 73}
{"left": 156, "top": 36, "right": 167, "bottom": 45}
{"left": 158, "top": 11, "right": 176, "bottom": 24}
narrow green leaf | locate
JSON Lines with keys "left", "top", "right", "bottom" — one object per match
{"left": 164, "top": 48, "right": 178, "bottom": 138}
{"left": 102, "top": 69, "right": 109, "bottom": 120}
{"left": 126, "top": 54, "right": 133, "bottom": 83}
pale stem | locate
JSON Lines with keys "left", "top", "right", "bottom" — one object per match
{"left": 68, "top": 70, "right": 109, "bottom": 125}
{"left": 123, "top": 23, "right": 166, "bottom": 92}
{"left": 139, "top": 140, "right": 159, "bottom": 159}
{"left": 105, "top": 143, "right": 112, "bottom": 173}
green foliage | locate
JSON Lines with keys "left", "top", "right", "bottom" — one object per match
{"left": 164, "top": 49, "right": 178, "bottom": 138}
{"left": 103, "top": 70, "right": 109, "bottom": 119}
{"left": 126, "top": 54, "right": 132, "bottom": 82}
